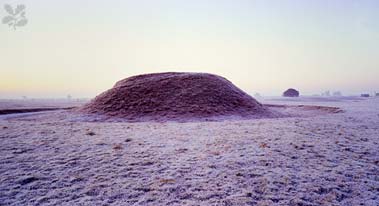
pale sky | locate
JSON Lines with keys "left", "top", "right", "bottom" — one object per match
{"left": 1, "top": 0, "right": 379, "bottom": 98}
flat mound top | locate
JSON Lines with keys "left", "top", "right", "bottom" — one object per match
{"left": 79, "top": 72, "right": 272, "bottom": 121}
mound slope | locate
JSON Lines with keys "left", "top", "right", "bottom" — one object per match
{"left": 79, "top": 72, "right": 272, "bottom": 121}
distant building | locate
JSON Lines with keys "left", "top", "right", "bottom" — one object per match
{"left": 375, "top": 93, "right": 379, "bottom": 97}
{"left": 333, "top": 91, "right": 342, "bottom": 96}
{"left": 361, "top": 94, "right": 370, "bottom": 97}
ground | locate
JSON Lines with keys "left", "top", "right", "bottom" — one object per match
{"left": 0, "top": 97, "right": 378, "bottom": 205}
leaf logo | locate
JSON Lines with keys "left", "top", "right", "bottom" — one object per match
{"left": 2, "top": 4, "right": 28, "bottom": 30}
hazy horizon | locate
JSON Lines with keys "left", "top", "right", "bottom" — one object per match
{"left": 1, "top": 0, "right": 379, "bottom": 99}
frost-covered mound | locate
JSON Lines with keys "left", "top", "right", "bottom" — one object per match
{"left": 79, "top": 72, "right": 272, "bottom": 121}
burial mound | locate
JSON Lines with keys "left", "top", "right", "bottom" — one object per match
{"left": 79, "top": 72, "right": 272, "bottom": 121}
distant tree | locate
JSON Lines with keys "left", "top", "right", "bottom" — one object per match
{"left": 322, "top": 91, "right": 330, "bottom": 97}
{"left": 361, "top": 94, "right": 370, "bottom": 97}
{"left": 283, "top": 88, "right": 299, "bottom": 97}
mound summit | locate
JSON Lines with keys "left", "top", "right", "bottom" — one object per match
{"left": 80, "top": 72, "right": 272, "bottom": 121}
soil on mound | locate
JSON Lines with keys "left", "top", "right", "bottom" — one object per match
{"left": 79, "top": 72, "right": 273, "bottom": 121}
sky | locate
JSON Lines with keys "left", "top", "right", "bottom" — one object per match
{"left": 1, "top": 0, "right": 379, "bottom": 98}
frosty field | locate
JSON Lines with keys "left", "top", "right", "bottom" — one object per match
{"left": 0, "top": 97, "right": 378, "bottom": 205}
